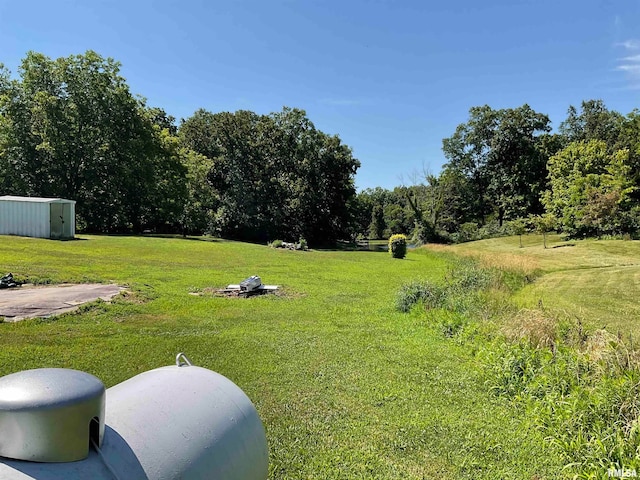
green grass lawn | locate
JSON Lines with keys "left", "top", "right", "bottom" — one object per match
{"left": 435, "top": 234, "right": 640, "bottom": 337}
{"left": 0, "top": 235, "right": 562, "bottom": 479}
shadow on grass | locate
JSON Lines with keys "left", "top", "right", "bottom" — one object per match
{"left": 53, "top": 237, "right": 89, "bottom": 241}
{"left": 95, "top": 233, "right": 222, "bottom": 243}
{"left": 552, "top": 243, "right": 576, "bottom": 249}
{"left": 317, "top": 240, "right": 389, "bottom": 252}
{"left": 317, "top": 245, "right": 388, "bottom": 252}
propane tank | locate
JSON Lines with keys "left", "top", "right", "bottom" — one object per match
{"left": 0, "top": 354, "right": 268, "bottom": 480}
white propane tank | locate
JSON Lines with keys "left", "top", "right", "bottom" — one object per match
{"left": 0, "top": 354, "right": 268, "bottom": 480}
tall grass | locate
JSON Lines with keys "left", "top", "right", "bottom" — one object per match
{"left": 482, "top": 336, "right": 640, "bottom": 477}
{"left": 396, "top": 252, "right": 640, "bottom": 478}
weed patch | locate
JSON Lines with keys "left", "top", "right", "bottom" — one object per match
{"left": 396, "top": 258, "right": 507, "bottom": 319}
{"left": 398, "top": 251, "right": 640, "bottom": 477}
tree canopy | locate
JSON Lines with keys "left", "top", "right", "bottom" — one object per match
{"left": 179, "top": 107, "right": 360, "bottom": 244}
{"left": 355, "top": 100, "right": 640, "bottom": 244}
{"left": 0, "top": 51, "right": 185, "bottom": 232}
{"left": 0, "top": 51, "right": 360, "bottom": 245}
{"left": 4, "top": 50, "right": 640, "bottom": 245}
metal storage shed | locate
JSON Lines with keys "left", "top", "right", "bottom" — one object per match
{"left": 0, "top": 196, "right": 76, "bottom": 239}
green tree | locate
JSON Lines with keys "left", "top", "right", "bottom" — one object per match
{"left": 350, "top": 191, "right": 374, "bottom": 240}
{"left": 383, "top": 202, "right": 412, "bottom": 237}
{"left": 179, "top": 107, "right": 360, "bottom": 245}
{"left": 369, "top": 204, "right": 386, "bottom": 239}
{"left": 179, "top": 148, "right": 216, "bottom": 235}
{"left": 543, "top": 140, "right": 634, "bottom": 237}
{"left": 506, "top": 218, "right": 527, "bottom": 248}
{"left": 442, "top": 104, "right": 551, "bottom": 227}
{"left": 486, "top": 105, "right": 551, "bottom": 223}
{"left": 530, "top": 213, "right": 557, "bottom": 249}
{"left": 559, "top": 100, "right": 623, "bottom": 147}
{"left": 0, "top": 51, "right": 185, "bottom": 232}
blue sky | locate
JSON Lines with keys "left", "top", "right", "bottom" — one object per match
{"left": 1, "top": 0, "right": 639, "bottom": 190}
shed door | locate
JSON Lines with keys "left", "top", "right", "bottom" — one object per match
{"left": 50, "top": 203, "right": 64, "bottom": 239}
{"left": 61, "top": 203, "right": 72, "bottom": 238}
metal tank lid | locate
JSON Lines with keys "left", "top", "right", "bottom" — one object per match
{"left": 0, "top": 368, "right": 105, "bottom": 462}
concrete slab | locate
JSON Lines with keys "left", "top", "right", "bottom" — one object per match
{"left": 0, "top": 284, "right": 124, "bottom": 322}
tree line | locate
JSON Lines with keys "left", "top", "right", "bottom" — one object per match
{"left": 2, "top": 50, "right": 639, "bottom": 246}
{"left": 0, "top": 51, "right": 359, "bottom": 245}
{"left": 355, "top": 101, "right": 640, "bottom": 243}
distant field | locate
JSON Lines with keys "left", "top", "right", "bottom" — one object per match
{"left": 430, "top": 234, "right": 640, "bottom": 336}
{"left": 0, "top": 235, "right": 562, "bottom": 479}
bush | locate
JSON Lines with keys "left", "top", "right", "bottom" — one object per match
{"left": 269, "top": 239, "right": 283, "bottom": 248}
{"left": 299, "top": 237, "right": 308, "bottom": 250}
{"left": 395, "top": 260, "right": 499, "bottom": 315}
{"left": 454, "top": 222, "right": 480, "bottom": 243}
{"left": 388, "top": 234, "right": 407, "bottom": 259}
{"left": 395, "top": 280, "right": 444, "bottom": 312}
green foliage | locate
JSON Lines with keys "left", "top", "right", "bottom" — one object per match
{"left": 298, "top": 237, "right": 308, "bottom": 250}
{"left": 0, "top": 51, "right": 186, "bottom": 233}
{"left": 506, "top": 218, "right": 527, "bottom": 247}
{"left": 406, "top": 238, "right": 640, "bottom": 477}
{"left": 441, "top": 104, "right": 551, "bottom": 229}
{"left": 397, "top": 100, "right": 640, "bottom": 243}
{"left": 482, "top": 338, "right": 640, "bottom": 476}
{"left": 369, "top": 204, "right": 386, "bottom": 239}
{"left": 388, "top": 233, "right": 407, "bottom": 258}
{"left": 543, "top": 140, "right": 635, "bottom": 238}
{"left": 559, "top": 100, "right": 624, "bottom": 146}
{"left": 179, "top": 148, "right": 216, "bottom": 235}
{"left": 396, "top": 259, "right": 498, "bottom": 316}
{"left": 530, "top": 213, "right": 557, "bottom": 248}
{"left": 0, "top": 53, "right": 362, "bottom": 242}
{"left": 395, "top": 280, "right": 444, "bottom": 312}
{"left": 179, "top": 107, "right": 360, "bottom": 245}
{"left": 453, "top": 222, "right": 479, "bottom": 243}
{"left": 383, "top": 203, "right": 411, "bottom": 237}
{"left": 269, "top": 239, "right": 283, "bottom": 248}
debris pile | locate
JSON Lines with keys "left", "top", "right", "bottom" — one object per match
{"left": 218, "top": 276, "right": 279, "bottom": 297}
{"left": 0, "top": 273, "right": 19, "bottom": 289}
{"left": 270, "top": 240, "right": 308, "bottom": 251}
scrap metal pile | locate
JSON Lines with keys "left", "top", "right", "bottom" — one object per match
{"left": 218, "top": 276, "right": 278, "bottom": 297}
{"left": 0, "top": 273, "right": 18, "bottom": 289}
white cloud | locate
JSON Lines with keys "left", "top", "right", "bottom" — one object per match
{"left": 615, "top": 39, "right": 640, "bottom": 88}
{"left": 617, "top": 39, "right": 640, "bottom": 50}
{"left": 618, "top": 64, "right": 640, "bottom": 72}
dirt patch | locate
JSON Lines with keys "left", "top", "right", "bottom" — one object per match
{"left": 189, "top": 286, "right": 303, "bottom": 299}
{"left": 0, "top": 284, "right": 124, "bottom": 322}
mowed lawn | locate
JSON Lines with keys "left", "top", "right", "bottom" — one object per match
{"left": 0, "top": 235, "right": 562, "bottom": 479}
{"left": 437, "top": 234, "right": 640, "bottom": 337}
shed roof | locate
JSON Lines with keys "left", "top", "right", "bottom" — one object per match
{"left": 0, "top": 196, "right": 76, "bottom": 204}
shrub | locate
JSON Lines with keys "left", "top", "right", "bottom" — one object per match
{"left": 454, "top": 222, "right": 479, "bottom": 243}
{"left": 395, "top": 280, "right": 444, "bottom": 312}
{"left": 395, "top": 259, "right": 499, "bottom": 315}
{"left": 388, "top": 234, "right": 407, "bottom": 259}
{"left": 269, "top": 239, "right": 283, "bottom": 248}
{"left": 299, "top": 237, "right": 308, "bottom": 250}
{"left": 445, "top": 261, "right": 496, "bottom": 291}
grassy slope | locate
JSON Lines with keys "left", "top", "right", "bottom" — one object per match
{"left": 436, "top": 234, "right": 640, "bottom": 336}
{"left": 0, "top": 235, "right": 561, "bottom": 479}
